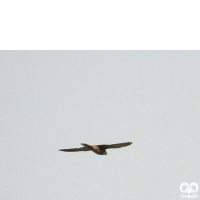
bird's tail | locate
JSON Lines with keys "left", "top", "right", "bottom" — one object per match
{"left": 81, "top": 143, "right": 93, "bottom": 150}
{"left": 81, "top": 143, "right": 89, "bottom": 147}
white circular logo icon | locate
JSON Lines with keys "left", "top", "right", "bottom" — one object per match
{"left": 180, "top": 182, "right": 198, "bottom": 199}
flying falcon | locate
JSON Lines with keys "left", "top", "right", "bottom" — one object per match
{"left": 59, "top": 142, "right": 132, "bottom": 155}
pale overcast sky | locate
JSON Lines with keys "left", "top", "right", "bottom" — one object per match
{"left": 0, "top": 51, "right": 200, "bottom": 200}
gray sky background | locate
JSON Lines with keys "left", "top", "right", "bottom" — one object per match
{"left": 0, "top": 51, "right": 200, "bottom": 200}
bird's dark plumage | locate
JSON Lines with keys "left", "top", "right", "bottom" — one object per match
{"left": 59, "top": 146, "right": 90, "bottom": 152}
{"left": 59, "top": 142, "right": 132, "bottom": 155}
{"left": 98, "top": 142, "right": 132, "bottom": 149}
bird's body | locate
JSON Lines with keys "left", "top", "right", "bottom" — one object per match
{"left": 59, "top": 142, "right": 132, "bottom": 155}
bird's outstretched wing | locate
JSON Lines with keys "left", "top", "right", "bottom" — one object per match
{"left": 98, "top": 142, "right": 132, "bottom": 149}
{"left": 59, "top": 146, "right": 90, "bottom": 152}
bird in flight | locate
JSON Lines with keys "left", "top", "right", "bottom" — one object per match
{"left": 59, "top": 142, "right": 132, "bottom": 155}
